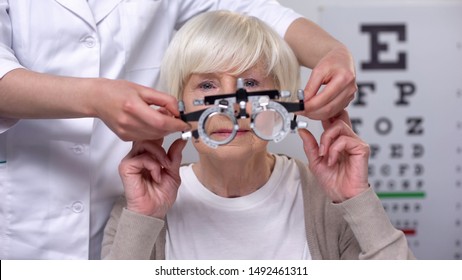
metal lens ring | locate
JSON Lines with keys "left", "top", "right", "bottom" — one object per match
{"left": 251, "top": 100, "right": 292, "bottom": 143}
{"left": 197, "top": 105, "right": 238, "bottom": 148}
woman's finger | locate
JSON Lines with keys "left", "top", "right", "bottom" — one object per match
{"left": 319, "top": 117, "right": 359, "bottom": 157}
{"left": 326, "top": 135, "right": 370, "bottom": 167}
{"left": 298, "top": 128, "right": 321, "bottom": 164}
{"left": 167, "top": 138, "right": 187, "bottom": 169}
{"left": 128, "top": 139, "right": 168, "bottom": 167}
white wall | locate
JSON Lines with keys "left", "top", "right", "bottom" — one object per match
{"left": 279, "top": 0, "right": 462, "bottom": 22}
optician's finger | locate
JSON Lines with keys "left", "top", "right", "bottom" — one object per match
{"left": 139, "top": 86, "right": 181, "bottom": 115}
{"left": 303, "top": 68, "right": 325, "bottom": 102}
{"left": 321, "top": 109, "right": 352, "bottom": 130}
{"left": 304, "top": 78, "right": 356, "bottom": 120}
{"left": 143, "top": 108, "right": 191, "bottom": 135}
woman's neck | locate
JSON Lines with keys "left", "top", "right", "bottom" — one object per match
{"left": 192, "top": 152, "right": 276, "bottom": 198}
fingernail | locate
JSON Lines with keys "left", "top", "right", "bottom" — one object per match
{"left": 319, "top": 144, "right": 325, "bottom": 156}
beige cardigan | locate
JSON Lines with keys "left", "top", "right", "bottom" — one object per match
{"left": 101, "top": 156, "right": 415, "bottom": 260}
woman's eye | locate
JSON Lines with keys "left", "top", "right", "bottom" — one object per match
{"left": 244, "top": 79, "right": 259, "bottom": 88}
{"left": 198, "top": 81, "right": 216, "bottom": 91}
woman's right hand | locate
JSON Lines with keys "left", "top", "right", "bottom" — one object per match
{"left": 118, "top": 138, "right": 187, "bottom": 219}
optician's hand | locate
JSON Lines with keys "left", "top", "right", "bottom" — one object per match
{"left": 118, "top": 138, "right": 187, "bottom": 219}
{"left": 298, "top": 110, "right": 370, "bottom": 203}
{"left": 91, "top": 79, "right": 190, "bottom": 141}
{"left": 0, "top": 69, "right": 190, "bottom": 141}
{"left": 302, "top": 47, "right": 357, "bottom": 120}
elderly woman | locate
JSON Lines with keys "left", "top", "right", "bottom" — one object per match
{"left": 102, "top": 11, "right": 414, "bottom": 260}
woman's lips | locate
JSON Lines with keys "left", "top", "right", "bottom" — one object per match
{"left": 211, "top": 129, "right": 250, "bottom": 137}
{"left": 235, "top": 129, "right": 250, "bottom": 136}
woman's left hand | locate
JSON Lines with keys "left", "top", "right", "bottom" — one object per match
{"left": 298, "top": 110, "right": 370, "bottom": 203}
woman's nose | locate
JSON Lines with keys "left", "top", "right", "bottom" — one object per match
{"left": 221, "top": 84, "right": 237, "bottom": 94}
{"left": 220, "top": 76, "right": 240, "bottom": 94}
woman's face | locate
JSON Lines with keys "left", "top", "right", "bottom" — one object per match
{"left": 182, "top": 63, "right": 276, "bottom": 160}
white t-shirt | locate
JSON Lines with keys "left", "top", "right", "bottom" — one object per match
{"left": 166, "top": 155, "right": 311, "bottom": 260}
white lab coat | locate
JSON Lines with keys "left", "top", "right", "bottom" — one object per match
{"left": 0, "top": 0, "right": 300, "bottom": 259}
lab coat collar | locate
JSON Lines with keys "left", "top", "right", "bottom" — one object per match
{"left": 90, "top": 0, "right": 124, "bottom": 24}
{"left": 54, "top": 0, "right": 123, "bottom": 29}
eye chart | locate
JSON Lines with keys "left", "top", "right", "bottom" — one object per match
{"left": 320, "top": 3, "right": 462, "bottom": 259}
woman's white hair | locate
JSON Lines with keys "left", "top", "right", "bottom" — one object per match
{"left": 160, "top": 10, "right": 300, "bottom": 100}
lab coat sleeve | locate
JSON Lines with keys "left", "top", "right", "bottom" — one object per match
{"left": 101, "top": 196, "right": 165, "bottom": 260}
{"left": 333, "top": 188, "right": 416, "bottom": 259}
{"left": 0, "top": 1, "right": 23, "bottom": 132}
{"left": 217, "top": 0, "right": 302, "bottom": 38}
{"left": 174, "top": 0, "right": 302, "bottom": 38}
{"left": 0, "top": 118, "right": 18, "bottom": 133}
{"left": 0, "top": 1, "right": 25, "bottom": 78}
